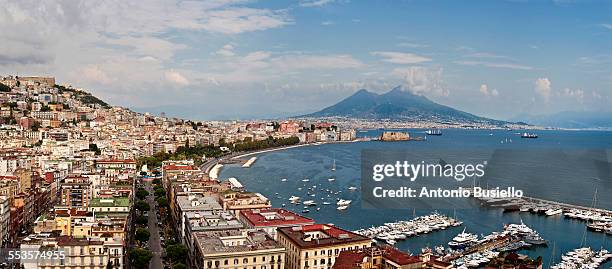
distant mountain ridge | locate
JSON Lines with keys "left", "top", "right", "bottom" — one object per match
{"left": 303, "top": 86, "right": 507, "bottom": 124}
{"left": 511, "top": 111, "right": 612, "bottom": 129}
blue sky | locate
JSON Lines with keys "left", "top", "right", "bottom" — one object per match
{"left": 1, "top": 0, "right": 611, "bottom": 120}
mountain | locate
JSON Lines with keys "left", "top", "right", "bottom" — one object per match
{"left": 303, "top": 86, "right": 507, "bottom": 124}
{"left": 511, "top": 111, "right": 612, "bottom": 129}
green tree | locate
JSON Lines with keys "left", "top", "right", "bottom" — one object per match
{"left": 135, "top": 200, "right": 150, "bottom": 212}
{"left": 156, "top": 197, "right": 168, "bottom": 208}
{"left": 88, "top": 143, "right": 101, "bottom": 155}
{"left": 0, "top": 83, "right": 10, "bottom": 92}
{"left": 135, "top": 228, "right": 151, "bottom": 245}
{"left": 165, "top": 244, "right": 188, "bottom": 263}
{"left": 154, "top": 188, "right": 166, "bottom": 197}
{"left": 134, "top": 215, "right": 148, "bottom": 226}
{"left": 136, "top": 189, "right": 149, "bottom": 200}
{"left": 129, "top": 248, "right": 153, "bottom": 269}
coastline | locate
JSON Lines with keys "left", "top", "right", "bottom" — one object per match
{"left": 209, "top": 139, "right": 363, "bottom": 179}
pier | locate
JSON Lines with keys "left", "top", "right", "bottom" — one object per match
{"left": 467, "top": 187, "right": 612, "bottom": 216}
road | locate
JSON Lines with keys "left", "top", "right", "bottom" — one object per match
{"left": 145, "top": 181, "right": 163, "bottom": 269}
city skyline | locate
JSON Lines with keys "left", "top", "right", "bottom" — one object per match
{"left": 1, "top": 0, "right": 611, "bottom": 120}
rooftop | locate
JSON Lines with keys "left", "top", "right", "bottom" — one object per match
{"left": 240, "top": 208, "right": 314, "bottom": 227}
{"left": 186, "top": 210, "right": 243, "bottom": 231}
{"left": 194, "top": 230, "right": 283, "bottom": 255}
{"left": 177, "top": 194, "right": 223, "bottom": 212}
{"left": 277, "top": 224, "right": 370, "bottom": 249}
{"left": 89, "top": 197, "right": 130, "bottom": 208}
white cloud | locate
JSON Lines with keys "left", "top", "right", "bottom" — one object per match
{"left": 81, "top": 65, "right": 113, "bottom": 85}
{"left": 391, "top": 67, "right": 448, "bottom": 96}
{"left": 455, "top": 60, "right": 533, "bottom": 70}
{"left": 321, "top": 21, "right": 335, "bottom": 26}
{"left": 561, "top": 88, "right": 584, "bottom": 103}
{"left": 199, "top": 8, "right": 291, "bottom": 34}
{"left": 271, "top": 54, "right": 365, "bottom": 70}
{"left": 300, "top": 0, "right": 335, "bottom": 7}
{"left": 371, "top": 51, "right": 432, "bottom": 64}
{"left": 397, "top": 42, "right": 429, "bottom": 48}
{"left": 0, "top": 0, "right": 295, "bottom": 107}
{"left": 216, "top": 43, "right": 236, "bottom": 57}
{"left": 534, "top": 77, "right": 552, "bottom": 103}
{"left": 479, "top": 84, "right": 499, "bottom": 97}
{"left": 465, "top": 52, "right": 511, "bottom": 59}
{"left": 601, "top": 24, "right": 612, "bottom": 30}
{"left": 165, "top": 70, "right": 190, "bottom": 86}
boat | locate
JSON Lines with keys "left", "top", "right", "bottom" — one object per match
{"left": 426, "top": 128, "right": 442, "bottom": 136}
{"left": 323, "top": 202, "right": 331, "bottom": 205}
{"left": 303, "top": 200, "right": 317, "bottom": 206}
{"left": 523, "top": 234, "right": 548, "bottom": 245}
{"left": 328, "top": 177, "right": 335, "bottom": 182}
{"left": 337, "top": 205, "right": 349, "bottom": 210}
{"left": 331, "top": 159, "right": 336, "bottom": 171}
{"left": 521, "top": 132, "right": 538, "bottom": 138}
{"left": 337, "top": 199, "right": 352, "bottom": 206}
{"left": 281, "top": 178, "right": 287, "bottom": 182}
{"left": 348, "top": 186, "right": 358, "bottom": 191}
{"left": 448, "top": 228, "right": 478, "bottom": 249}
{"left": 545, "top": 208, "right": 563, "bottom": 216}
{"left": 302, "top": 209, "right": 310, "bottom": 213}
{"left": 302, "top": 179, "right": 310, "bottom": 182}
{"left": 289, "top": 196, "right": 300, "bottom": 202}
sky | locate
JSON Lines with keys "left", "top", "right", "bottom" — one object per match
{"left": 1, "top": 0, "right": 611, "bottom": 120}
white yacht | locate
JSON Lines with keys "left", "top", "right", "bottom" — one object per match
{"left": 337, "top": 199, "right": 352, "bottom": 206}
{"left": 337, "top": 205, "right": 349, "bottom": 210}
{"left": 545, "top": 208, "right": 563, "bottom": 216}
{"left": 303, "top": 200, "right": 317, "bottom": 206}
{"left": 448, "top": 228, "right": 478, "bottom": 249}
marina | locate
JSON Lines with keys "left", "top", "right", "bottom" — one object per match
{"left": 550, "top": 247, "right": 612, "bottom": 269}
{"left": 475, "top": 189, "right": 612, "bottom": 236}
{"left": 438, "top": 221, "right": 549, "bottom": 267}
{"left": 354, "top": 212, "right": 463, "bottom": 245}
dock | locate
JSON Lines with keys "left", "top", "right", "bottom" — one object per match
{"left": 241, "top": 157, "right": 257, "bottom": 168}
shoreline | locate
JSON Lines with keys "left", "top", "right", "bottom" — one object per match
{"left": 209, "top": 140, "right": 363, "bottom": 178}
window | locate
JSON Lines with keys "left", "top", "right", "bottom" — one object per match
{"left": 243, "top": 258, "right": 248, "bottom": 264}
{"left": 225, "top": 260, "right": 229, "bottom": 265}
{"left": 208, "top": 261, "right": 213, "bottom": 268}
{"left": 253, "top": 257, "right": 257, "bottom": 263}
{"left": 234, "top": 259, "right": 239, "bottom": 265}
{"left": 321, "top": 259, "right": 325, "bottom": 264}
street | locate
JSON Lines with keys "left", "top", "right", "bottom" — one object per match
{"left": 145, "top": 181, "right": 163, "bottom": 269}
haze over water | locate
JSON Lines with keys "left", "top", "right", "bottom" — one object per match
{"left": 221, "top": 129, "right": 612, "bottom": 268}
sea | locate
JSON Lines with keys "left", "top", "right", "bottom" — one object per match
{"left": 220, "top": 129, "right": 612, "bottom": 268}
